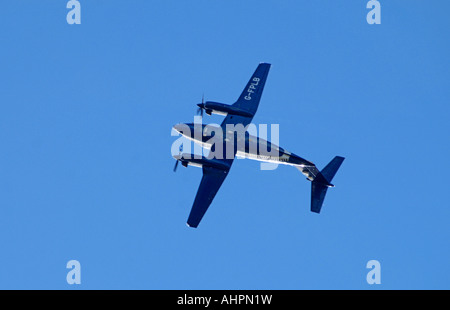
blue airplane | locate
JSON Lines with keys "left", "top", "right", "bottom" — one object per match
{"left": 173, "top": 63, "right": 344, "bottom": 228}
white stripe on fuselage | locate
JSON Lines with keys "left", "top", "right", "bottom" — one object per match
{"left": 184, "top": 130, "right": 303, "bottom": 167}
{"left": 235, "top": 150, "right": 298, "bottom": 166}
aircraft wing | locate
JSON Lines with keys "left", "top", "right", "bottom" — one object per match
{"left": 186, "top": 63, "right": 271, "bottom": 227}
{"left": 234, "top": 63, "right": 271, "bottom": 116}
{"left": 221, "top": 63, "right": 271, "bottom": 128}
{"left": 187, "top": 165, "right": 231, "bottom": 228}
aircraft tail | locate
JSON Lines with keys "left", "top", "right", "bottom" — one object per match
{"left": 311, "top": 156, "right": 345, "bottom": 213}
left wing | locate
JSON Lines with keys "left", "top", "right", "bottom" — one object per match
{"left": 187, "top": 165, "right": 231, "bottom": 228}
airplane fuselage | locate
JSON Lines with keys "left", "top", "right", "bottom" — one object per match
{"left": 173, "top": 123, "right": 314, "bottom": 168}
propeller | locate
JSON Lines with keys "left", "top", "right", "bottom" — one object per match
{"left": 173, "top": 144, "right": 183, "bottom": 172}
{"left": 197, "top": 94, "right": 205, "bottom": 117}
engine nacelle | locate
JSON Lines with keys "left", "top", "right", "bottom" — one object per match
{"left": 198, "top": 101, "right": 253, "bottom": 118}
{"left": 173, "top": 153, "right": 230, "bottom": 171}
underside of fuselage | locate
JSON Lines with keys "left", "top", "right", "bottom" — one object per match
{"left": 177, "top": 124, "right": 314, "bottom": 168}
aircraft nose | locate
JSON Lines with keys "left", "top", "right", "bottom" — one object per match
{"left": 173, "top": 123, "right": 189, "bottom": 134}
{"left": 173, "top": 123, "right": 194, "bottom": 135}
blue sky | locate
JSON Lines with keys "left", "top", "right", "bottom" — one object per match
{"left": 0, "top": 1, "right": 449, "bottom": 289}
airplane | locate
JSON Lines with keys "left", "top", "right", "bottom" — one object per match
{"left": 172, "top": 63, "right": 344, "bottom": 228}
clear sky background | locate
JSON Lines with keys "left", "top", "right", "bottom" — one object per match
{"left": 0, "top": 1, "right": 449, "bottom": 289}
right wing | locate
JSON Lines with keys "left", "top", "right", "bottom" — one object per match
{"left": 219, "top": 63, "right": 271, "bottom": 129}
{"left": 187, "top": 166, "right": 231, "bottom": 228}
{"left": 230, "top": 63, "right": 271, "bottom": 121}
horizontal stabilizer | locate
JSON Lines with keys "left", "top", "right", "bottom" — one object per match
{"left": 310, "top": 156, "right": 345, "bottom": 213}
{"left": 321, "top": 156, "right": 345, "bottom": 183}
{"left": 311, "top": 182, "right": 329, "bottom": 213}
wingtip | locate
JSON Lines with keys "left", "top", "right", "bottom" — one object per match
{"left": 186, "top": 222, "right": 198, "bottom": 228}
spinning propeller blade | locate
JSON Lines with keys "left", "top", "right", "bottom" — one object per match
{"left": 173, "top": 144, "right": 184, "bottom": 172}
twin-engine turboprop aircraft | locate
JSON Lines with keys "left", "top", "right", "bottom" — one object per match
{"left": 172, "top": 63, "right": 344, "bottom": 228}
